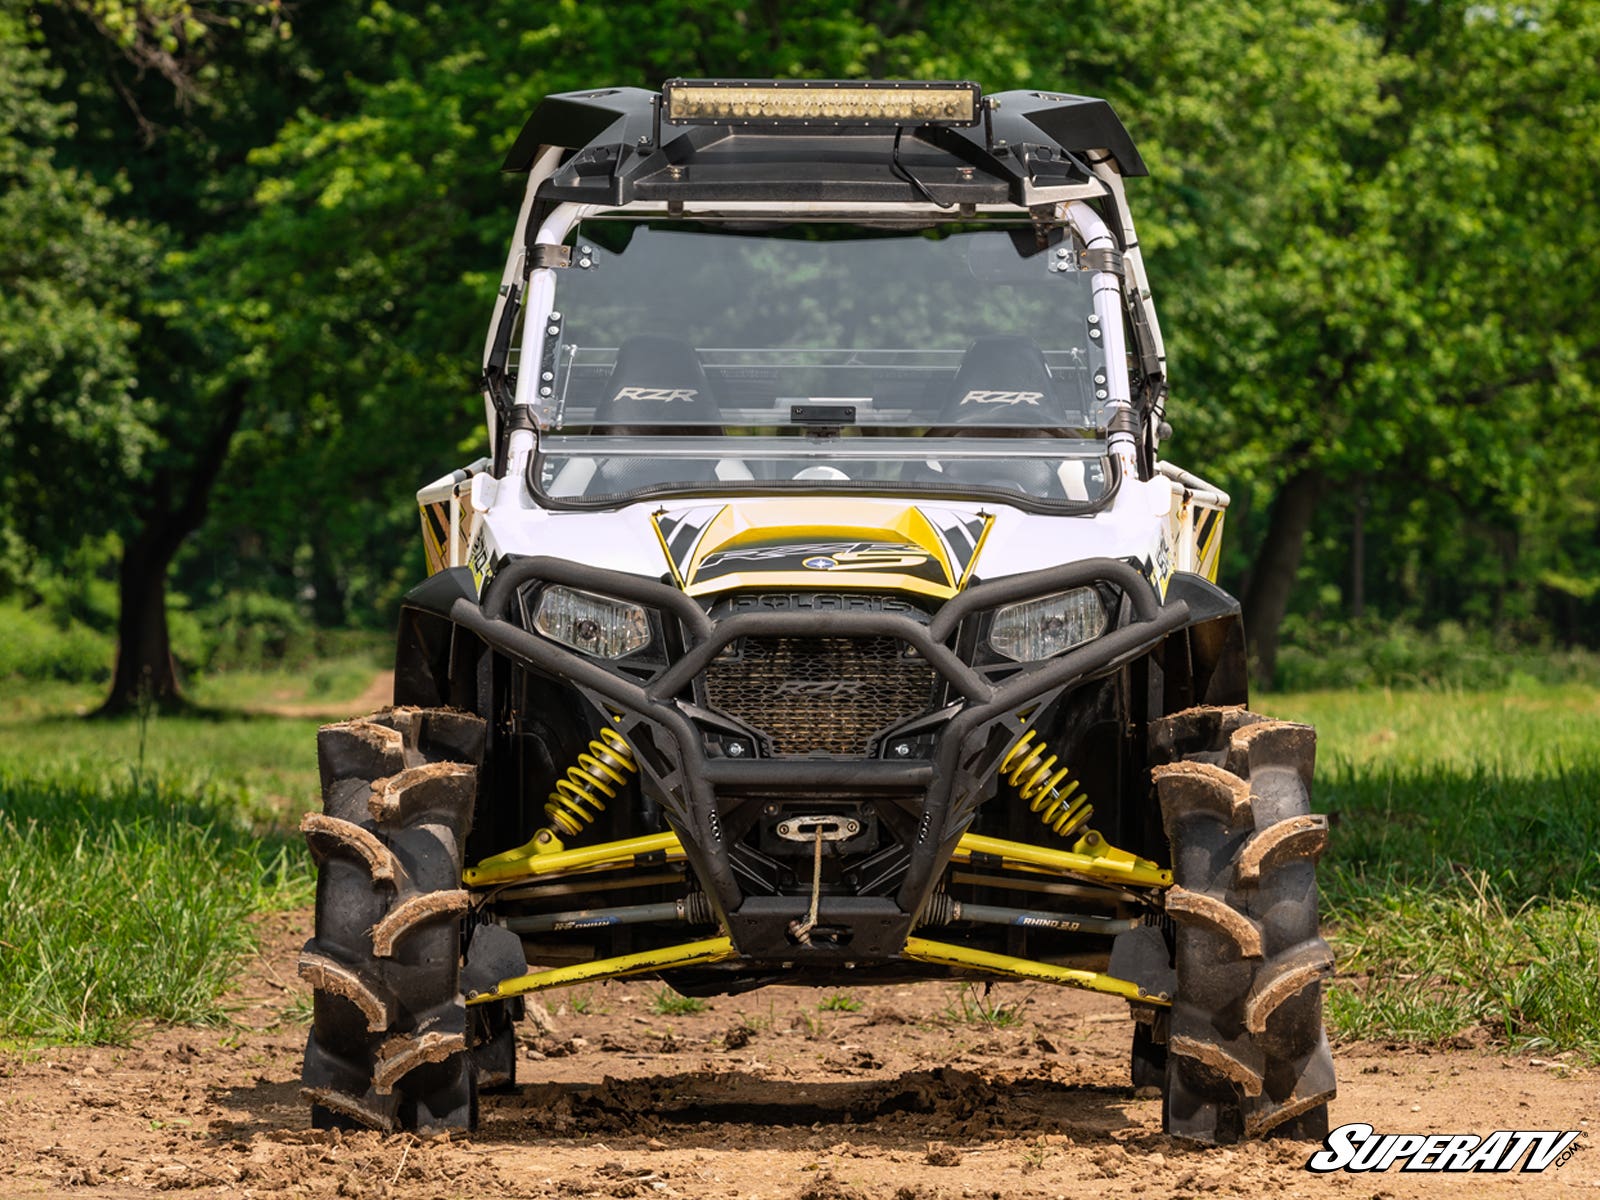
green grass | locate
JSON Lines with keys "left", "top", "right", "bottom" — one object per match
{"left": 0, "top": 655, "right": 390, "bottom": 823}
{"left": 647, "top": 986, "right": 708, "bottom": 1016}
{"left": 0, "top": 765, "right": 312, "bottom": 1044}
{"left": 1262, "top": 685, "right": 1600, "bottom": 1061}
{"left": 0, "top": 660, "right": 371, "bottom": 1047}
{"left": 943, "top": 983, "right": 1028, "bottom": 1028}
{"left": 0, "top": 707, "right": 328, "bottom": 824}
{"left": 818, "top": 992, "right": 863, "bottom": 1012}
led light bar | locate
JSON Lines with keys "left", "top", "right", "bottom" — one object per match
{"left": 662, "top": 79, "right": 982, "bottom": 127}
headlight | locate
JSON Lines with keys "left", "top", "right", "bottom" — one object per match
{"left": 989, "top": 587, "right": 1107, "bottom": 662}
{"left": 532, "top": 586, "right": 651, "bottom": 659}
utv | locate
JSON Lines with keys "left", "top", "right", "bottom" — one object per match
{"left": 298, "top": 79, "right": 1336, "bottom": 1144}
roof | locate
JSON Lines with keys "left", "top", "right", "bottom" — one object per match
{"left": 500, "top": 82, "right": 1146, "bottom": 209}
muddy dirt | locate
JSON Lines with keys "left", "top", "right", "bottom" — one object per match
{"left": 1, "top": 910, "right": 1594, "bottom": 1199}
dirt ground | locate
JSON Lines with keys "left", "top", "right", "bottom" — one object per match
{"left": 1, "top": 911, "right": 1594, "bottom": 1200}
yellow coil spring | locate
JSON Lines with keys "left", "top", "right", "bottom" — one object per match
{"left": 1001, "top": 728, "right": 1093, "bottom": 840}
{"left": 543, "top": 726, "right": 639, "bottom": 838}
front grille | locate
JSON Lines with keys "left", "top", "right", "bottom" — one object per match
{"left": 703, "top": 636, "right": 937, "bottom": 756}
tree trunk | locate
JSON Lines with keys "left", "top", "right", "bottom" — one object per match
{"left": 1350, "top": 480, "right": 1367, "bottom": 619}
{"left": 98, "top": 527, "right": 184, "bottom": 714}
{"left": 1242, "top": 468, "right": 1326, "bottom": 690}
{"left": 94, "top": 382, "right": 249, "bottom": 717}
{"left": 309, "top": 532, "right": 347, "bottom": 627}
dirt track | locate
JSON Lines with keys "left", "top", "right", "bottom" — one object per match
{"left": 1, "top": 910, "right": 1594, "bottom": 1199}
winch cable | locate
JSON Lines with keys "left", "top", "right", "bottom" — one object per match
{"left": 788, "top": 825, "right": 826, "bottom": 945}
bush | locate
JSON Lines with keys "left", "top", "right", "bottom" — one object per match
{"left": 0, "top": 600, "right": 113, "bottom": 682}
{"left": 1274, "top": 616, "right": 1600, "bottom": 691}
{"left": 196, "top": 591, "right": 310, "bottom": 671}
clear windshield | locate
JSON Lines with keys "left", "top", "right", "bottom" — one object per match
{"left": 527, "top": 219, "right": 1115, "bottom": 507}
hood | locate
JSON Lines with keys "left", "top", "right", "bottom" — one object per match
{"left": 652, "top": 499, "right": 994, "bottom": 600}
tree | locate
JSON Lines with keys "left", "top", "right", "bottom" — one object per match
{"left": 33, "top": 0, "right": 383, "bottom": 711}
{"left": 0, "top": 0, "right": 157, "bottom": 593}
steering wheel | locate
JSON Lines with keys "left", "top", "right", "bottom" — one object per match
{"left": 791, "top": 465, "right": 850, "bottom": 482}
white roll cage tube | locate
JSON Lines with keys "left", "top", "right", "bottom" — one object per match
{"left": 1086, "top": 163, "right": 1169, "bottom": 453}
{"left": 1062, "top": 200, "right": 1140, "bottom": 478}
{"left": 482, "top": 145, "right": 563, "bottom": 440}
{"left": 493, "top": 199, "right": 598, "bottom": 478}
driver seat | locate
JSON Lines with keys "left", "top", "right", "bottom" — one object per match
{"left": 922, "top": 336, "right": 1090, "bottom": 498}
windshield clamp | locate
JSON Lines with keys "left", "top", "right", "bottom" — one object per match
{"left": 531, "top": 244, "right": 573, "bottom": 270}
{"left": 1080, "top": 248, "right": 1125, "bottom": 277}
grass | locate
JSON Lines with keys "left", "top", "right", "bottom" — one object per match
{"left": 0, "top": 657, "right": 388, "bottom": 825}
{"left": 647, "top": 986, "right": 707, "bottom": 1016}
{"left": 818, "top": 992, "right": 863, "bottom": 1012}
{"left": 1261, "top": 685, "right": 1600, "bottom": 1061}
{"left": 0, "top": 661, "right": 370, "bottom": 1046}
{"left": 0, "top": 765, "right": 312, "bottom": 1044}
{"left": 944, "top": 983, "right": 1028, "bottom": 1028}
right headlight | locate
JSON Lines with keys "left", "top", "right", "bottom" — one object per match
{"left": 532, "top": 585, "right": 652, "bottom": 659}
{"left": 988, "top": 587, "right": 1108, "bottom": 662}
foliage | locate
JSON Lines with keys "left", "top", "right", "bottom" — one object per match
{"left": 0, "top": 685, "right": 335, "bottom": 820}
{"left": 1274, "top": 616, "right": 1600, "bottom": 691}
{"left": 6, "top": 0, "right": 1597, "bottom": 692}
{"left": 0, "top": 599, "right": 113, "bottom": 682}
{"left": 1327, "top": 885, "right": 1600, "bottom": 1060}
{"left": 943, "top": 983, "right": 1027, "bottom": 1028}
{"left": 0, "top": 0, "right": 158, "bottom": 563}
{"left": 0, "top": 584, "right": 386, "bottom": 682}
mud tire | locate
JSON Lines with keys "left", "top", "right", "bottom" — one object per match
{"left": 1150, "top": 705, "right": 1336, "bottom": 1143}
{"left": 299, "top": 707, "right": 485, "bottom": 1133}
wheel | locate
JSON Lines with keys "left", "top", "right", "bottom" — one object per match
{"left": 298, "top": 707, "right": 484, "bottom": 1133}
{"left": 1150, "top": 705, "right": 1336, "bottom": 1143}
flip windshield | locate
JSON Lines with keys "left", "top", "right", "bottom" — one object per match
{"left": 527, "top": 219, "right": 1115, "bottom": 507}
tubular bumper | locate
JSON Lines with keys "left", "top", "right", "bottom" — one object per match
{"left": 417, "top": 555, "right": 1188, "bottom": 962}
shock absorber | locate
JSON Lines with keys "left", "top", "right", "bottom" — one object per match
{"left": 1000, "top": 727, "right": 1093, "bottom": 842}
{"left": 532, "top": 725, "right": 639, "bottom": 853}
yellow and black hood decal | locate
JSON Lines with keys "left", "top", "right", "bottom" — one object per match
{"left": 653, "top": 501, "right": 992, "bottom": 599}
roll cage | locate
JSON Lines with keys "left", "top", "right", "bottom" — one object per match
{"left": 479, "top": 82, "right": 1169, "bottom": 490}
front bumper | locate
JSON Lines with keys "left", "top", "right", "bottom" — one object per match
{"left": 436, "top": 555, "right": 1189, "bottom": 962}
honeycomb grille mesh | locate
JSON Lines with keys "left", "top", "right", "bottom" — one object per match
{"left": 703, "top": 636, "right": 936, "bottom": 756}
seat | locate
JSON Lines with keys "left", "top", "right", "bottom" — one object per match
{"left": 922, "top": 336, "right": 1089, "bottom": 497}
{"left": 553, "top": 335, "right": 750, "bottom": 497}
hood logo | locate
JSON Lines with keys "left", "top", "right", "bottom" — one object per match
{"left": 802, "top": 556, "right": 838, "bottom": 570}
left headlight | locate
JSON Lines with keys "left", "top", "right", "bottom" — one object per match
{"left": 989, "top": 587, "right": 1108, "bottom": 662}
{"left": 533, "top": 586, "right": 652, "bottom": 659}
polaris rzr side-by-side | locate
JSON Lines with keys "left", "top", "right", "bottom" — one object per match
{"left": 298, "top": 79, "right": 1336, "bottom": 1144}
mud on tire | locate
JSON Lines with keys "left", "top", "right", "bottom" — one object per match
{"left": 1150, "top": 705, "right": 1336, "bottom": 1143}
{"left": 299, "top": 707, "right": 485, "bottom": 1133}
